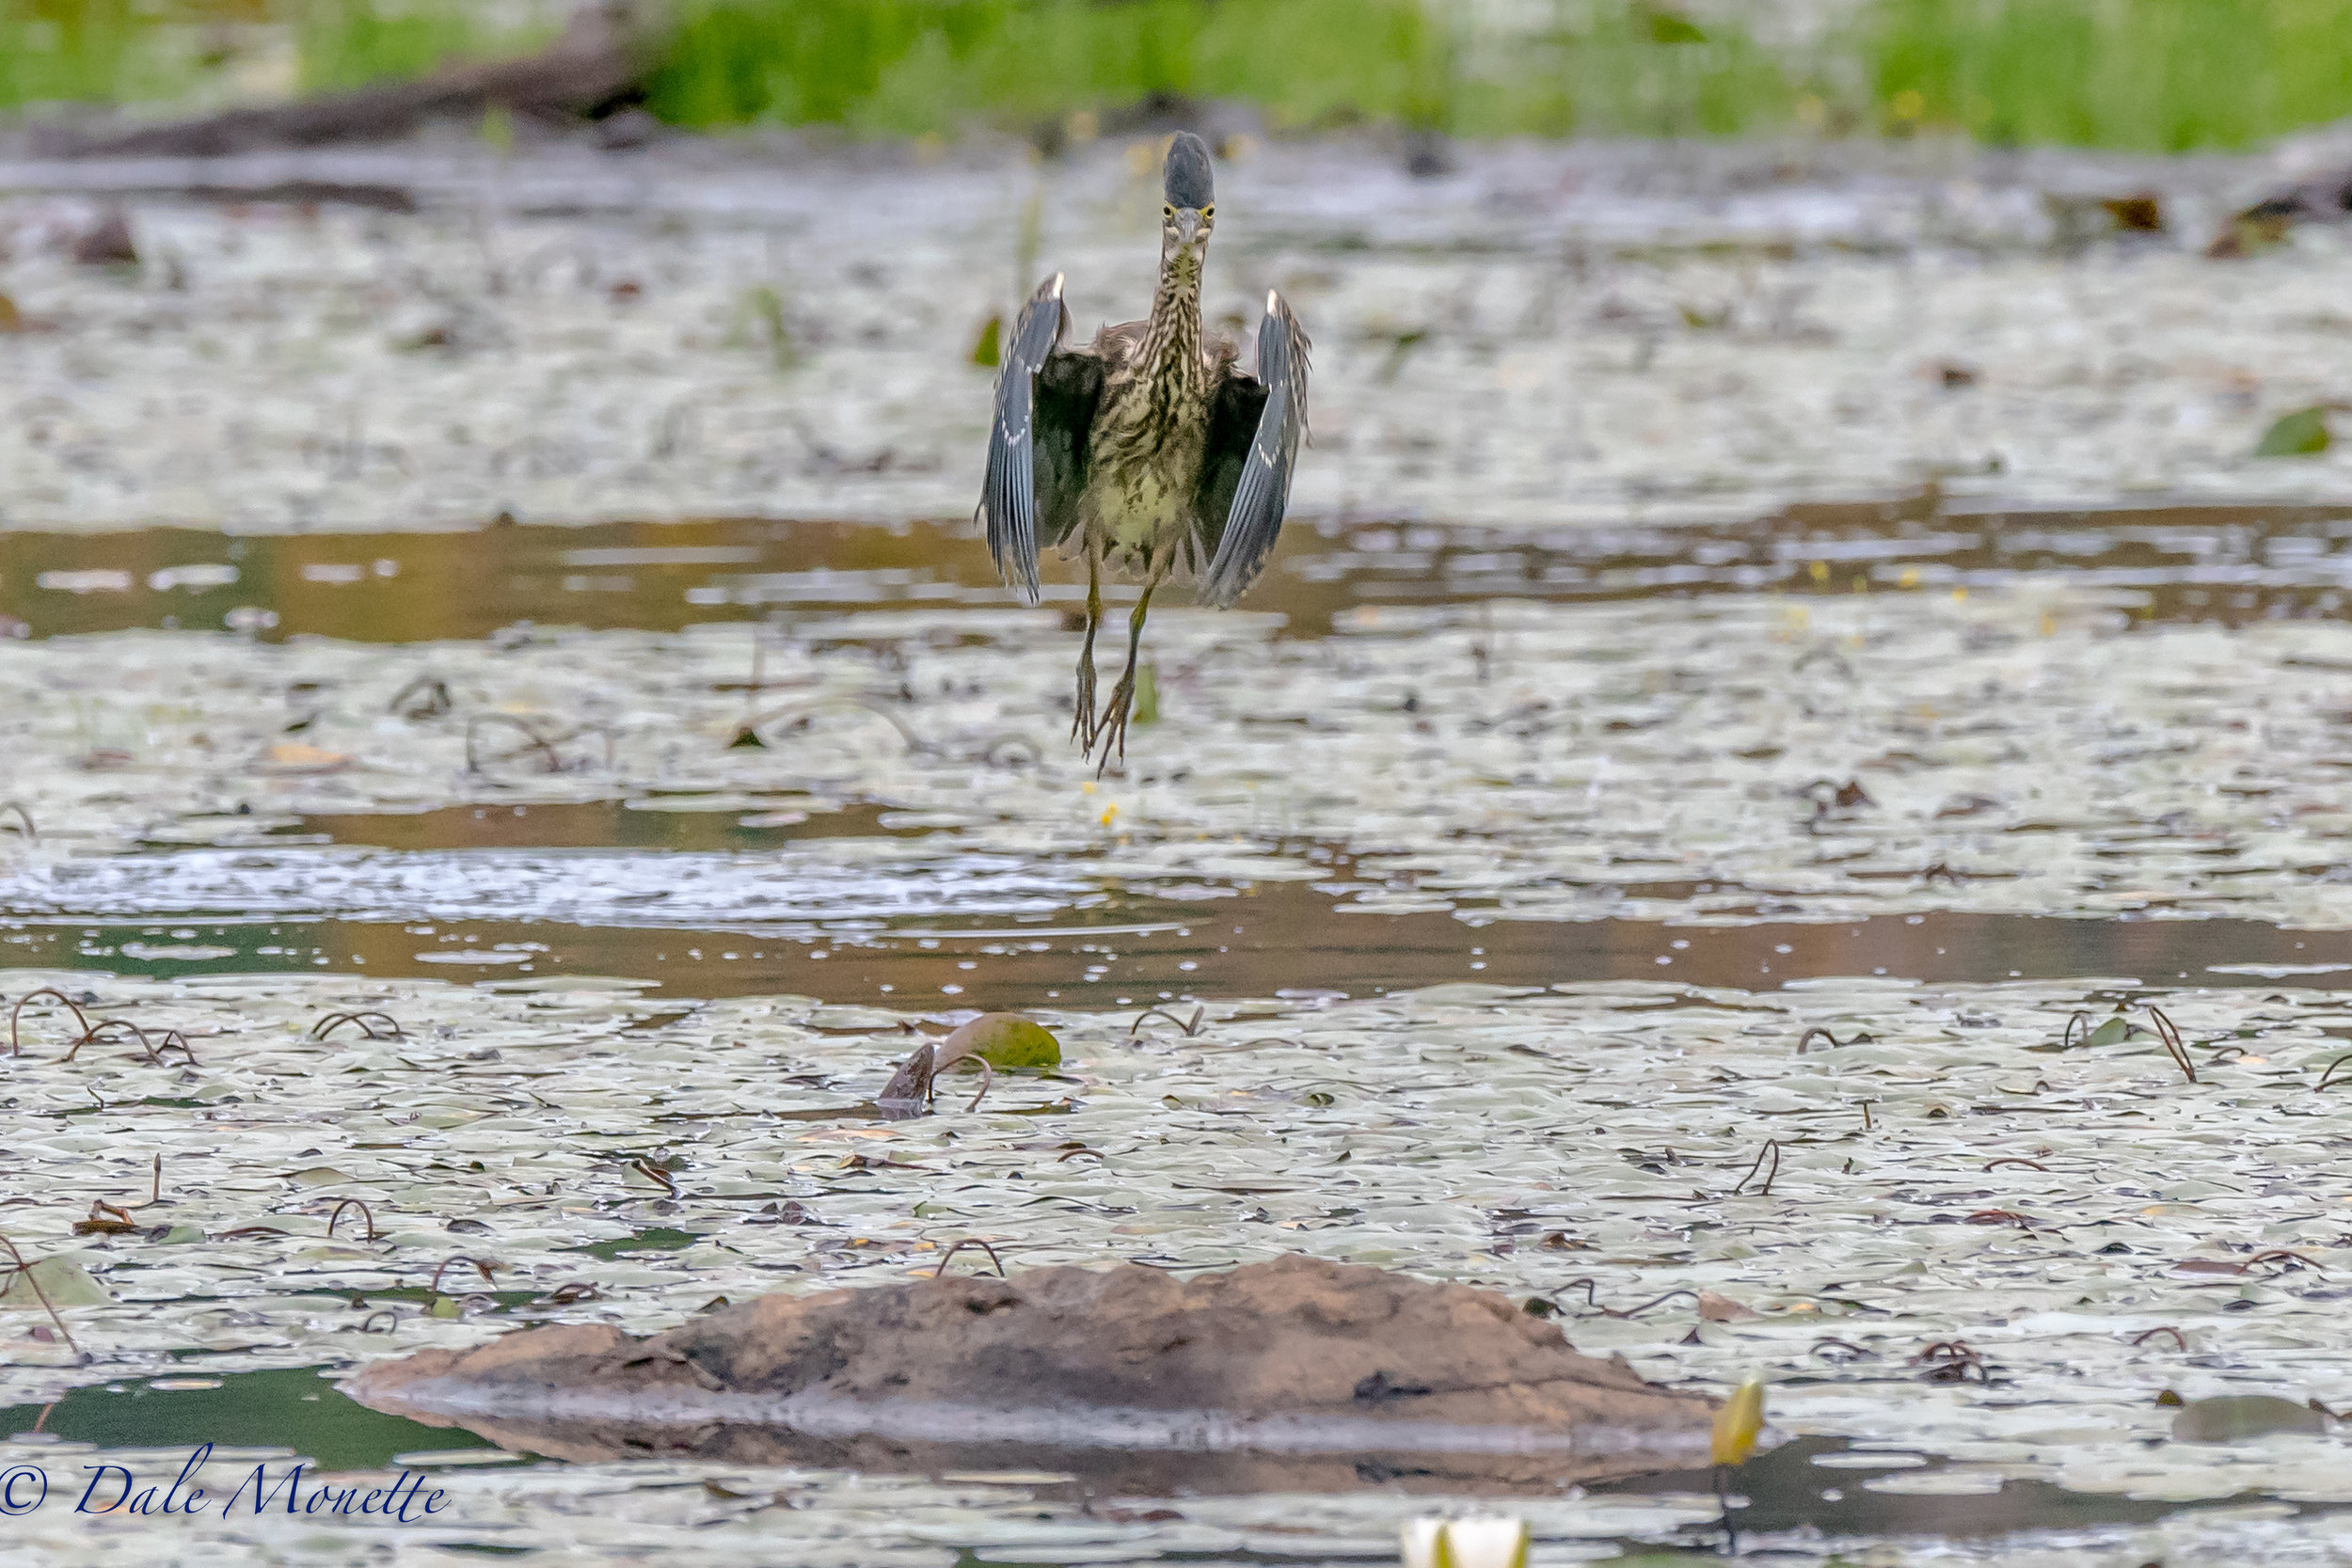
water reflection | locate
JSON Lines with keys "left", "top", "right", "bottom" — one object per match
{"left": 7, "top": 880, "right": 2351, "bottom": 1009}
{"left": 0, "top": 1367, "right": 490, "bottom": 1473}
{"left": 6, "top": 494, "right": 2352, "bottom": 643}
{"left": 22, "top": 1370, "right": 2295, "bottom": 1545}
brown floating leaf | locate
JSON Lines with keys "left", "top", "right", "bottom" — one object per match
{"left": 877, "top": 1040, "right": 937, "bottom": 1111}
{"left": 72, "top": 208, "right": 138, "bottom": 267}
{"left": 259, "top": 741, "right": 355, "bottom": 775}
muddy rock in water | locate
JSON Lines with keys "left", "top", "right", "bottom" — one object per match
{"left": 346, "top": 1255, "right": 1720, "bottom": 1493}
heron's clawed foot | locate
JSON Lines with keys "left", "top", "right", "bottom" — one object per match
{"left": 1071, "top": 657, "right": 1101, "bottom": 751}
{"left": 1089, "top": 671, "right": 1137, "bottom": 776}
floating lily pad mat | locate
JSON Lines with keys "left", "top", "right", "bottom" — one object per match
{"left": 0, "top": 971, "right": 2344, "bottom": 1560}
{"left": 12, "top": 132, "right": 2352, "bottom": 543}
{"left": 5, "top": 514, "right": 2352, "bottom": 1560}
{"left": 18, "top": 557, "right": 2352, "bottom": 948}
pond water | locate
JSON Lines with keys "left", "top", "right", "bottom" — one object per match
{"left": 5, "top": 496, "right": 2352, "bottom": 643}
{"left": 5, "top": 495, "right": 2352, "bottom": 1564}
{"left": 2, "top": 1370, "right": 2321, "bottom": 1554}
{"left": 17, "top": 895, "right": 2352, "bottom": 1011}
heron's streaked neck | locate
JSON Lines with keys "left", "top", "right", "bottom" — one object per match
{"left": 1142, "top": 244, "right": 1206, "bottom": 394}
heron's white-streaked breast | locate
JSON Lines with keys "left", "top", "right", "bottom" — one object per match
{"left": 1099, "top": 466, "right": 1185, "bottom": 546}
{"left": 1085, "top": 373, "right": 1208, "bottom": 567}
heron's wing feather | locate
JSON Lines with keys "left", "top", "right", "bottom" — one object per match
{"left": 1033, "top": 347, "right": 1104, "bottom": 553}
{"left": 980, "top": 275, "right": 1104, "bottom": 600}
{"left": 1197, "top": 291, "right": 1309, "bottom": 608}
{"left": 1093, "top": 319, "right": 1149, "bottom": 367}
{"left": 1194, "top": 368, "right": 1265, "bottom": 574}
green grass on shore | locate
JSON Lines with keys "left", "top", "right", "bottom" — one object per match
{"left": 1866, "top": 0, "right": 2352, "bottom": 151}
{"left": 640, "top": 0, "right": 1458, "bottom": 137}
{"left": 5, "top": 0, "right": 2352, "bottom": 153}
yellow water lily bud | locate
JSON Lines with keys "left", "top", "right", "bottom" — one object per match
{"left": 1400, "top": 1519, "right": 1443, "bottom": 1568}
{"left": 1444, "top": 1519, "right": 1530, "bottom": 1568}
{"left": 1399, "top": 1517, "right": 1529, "bottom": 1568}
{"left": 1711, "top": 1375, "right": 1767, "bottom": 1466}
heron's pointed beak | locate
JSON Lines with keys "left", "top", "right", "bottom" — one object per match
{"left": 1171, "top": 207, "right": 1206, "bottom": 247}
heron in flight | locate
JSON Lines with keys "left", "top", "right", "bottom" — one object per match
{"left": 978, "top": 132, "right": 1310, "bottom": 770}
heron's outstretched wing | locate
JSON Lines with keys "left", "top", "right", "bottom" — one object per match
{"left": 979, "top": 274, "right": 1105, "bottom": 602}
{"left": 1195, "top": 290, "right": 1309, "bottom": 609}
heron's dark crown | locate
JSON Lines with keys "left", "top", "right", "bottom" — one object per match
{"left": 1163, "top": 132, "right": 1215, "bottom": 210}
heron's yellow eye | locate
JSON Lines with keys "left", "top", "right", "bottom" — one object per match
{"left": 1163, "top": 204, "right": 1175, "bottom": 217}
{"left": 1202, "top": 205, "right": 1214, "bottom": 217}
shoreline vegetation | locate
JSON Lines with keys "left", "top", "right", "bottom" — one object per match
{"left": 0, "top": 0, "right": 2349, "bottom": 155}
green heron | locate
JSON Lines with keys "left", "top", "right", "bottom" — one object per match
{"left": 979, "top": 131, "right": 1310, "bottom": 769}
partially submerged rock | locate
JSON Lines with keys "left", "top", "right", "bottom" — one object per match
{"left": 347, "top": 1255, "right": 1718, "bottom": 1493}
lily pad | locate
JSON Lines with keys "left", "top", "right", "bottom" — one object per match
{"left": 937, "top": 1013, "right": 1061, "bottom": 1072}
{"left": 2083, "top": 1016, "right": 2134, "bottom": 1047}
{"left": 2170, "top": 1394, "right": 2330, "bottom": 1442}
{"left": 2254, "top": 406, "right": 2331, "bottom": 457}
{"left": 0, "top": 1256, "right": 111, "bottom": 1309}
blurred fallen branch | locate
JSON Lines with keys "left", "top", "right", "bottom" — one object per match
{"left": 35, "top": 4, "right": 647, "bottom": 161}
{"left": 2210, "top": 171, "right": 2352, "bottom": 257}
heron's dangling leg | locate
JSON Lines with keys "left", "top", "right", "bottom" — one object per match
{"left": 1091, "top": 564, "right": 1165, "bottom": 775}
{"left": 1072, "top": 544, "right": 1103, "bottom": 749}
